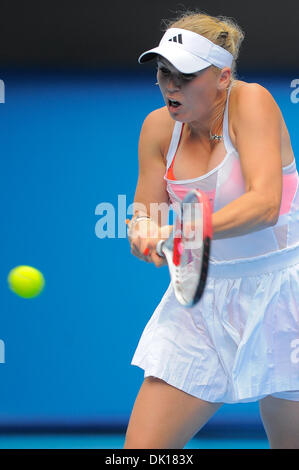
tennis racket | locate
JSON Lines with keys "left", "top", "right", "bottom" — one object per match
{"left": 156, "top": 189, "right": 213, "bottom": 307}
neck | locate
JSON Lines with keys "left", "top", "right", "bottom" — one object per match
{"left": 187, "top": 88, "right": 228, "bottom": 141}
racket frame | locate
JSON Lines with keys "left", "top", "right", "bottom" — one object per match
{"left": 156, "top": 189, "right": 213, "bottom": 307}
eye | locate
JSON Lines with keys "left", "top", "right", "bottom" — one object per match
{"left": 156, "top": 65, "right": 197, "bottom": 82}
{"left": 181, "top": 73, "right": 196, "bottom": 81}
{"left": 158, "top": 66, "right": 170, "bottom": 76}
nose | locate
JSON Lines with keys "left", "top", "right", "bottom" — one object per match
{"left": 166, "top": 74, "right": 181, "bottom": 91}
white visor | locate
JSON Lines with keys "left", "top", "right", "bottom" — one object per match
{"left": 138, "top": 28, "right": 233, "bottom": 74}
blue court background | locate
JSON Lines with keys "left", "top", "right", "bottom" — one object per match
{"left": 0, "top": 68, "right": 298, "bottom": 431}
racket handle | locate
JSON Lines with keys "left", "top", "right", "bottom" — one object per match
{"left": 156, "top": 239, "right": 165, "bottom": 258}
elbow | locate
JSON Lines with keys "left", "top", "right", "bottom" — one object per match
{"left": 267, "top": 206, "right": 280, "bottom": 227}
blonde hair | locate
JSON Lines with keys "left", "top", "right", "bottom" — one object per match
{"left": 162, "top": 9, "right": 245, "bottom": 86}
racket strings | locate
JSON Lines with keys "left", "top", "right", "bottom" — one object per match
{"left": 165, "top": 191, "right": 211, "bottom": 307}
{"left": 173, "top": 244, "right": 204, "bottom": 303}
{"left": 172, "top": 201, "right": 205, "bottom": 305}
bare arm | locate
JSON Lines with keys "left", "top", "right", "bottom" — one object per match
{"left": 129, "top": 109, "right": 173, "bottom": 265}
{"left": 212, "top": 84, "right": 282, "bottom": 240}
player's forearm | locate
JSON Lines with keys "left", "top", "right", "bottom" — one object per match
{"left": 132, "top": 202, "right": 170, "bottom": 228}
{"left": 212, "top": 190, "right": 279, "bottom": 240}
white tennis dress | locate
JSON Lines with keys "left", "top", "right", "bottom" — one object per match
{"left": 131, "top": 85, "right": 299, "bottom": 404}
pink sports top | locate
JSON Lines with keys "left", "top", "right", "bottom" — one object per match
{"left": 164, "top": 85, "right": 299, "bottom": 262}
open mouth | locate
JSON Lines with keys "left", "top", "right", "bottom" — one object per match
{"left": 168, "top": 98, "right": 182, "bottom": 109}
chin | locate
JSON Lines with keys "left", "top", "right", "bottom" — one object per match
{"left": 168, "top": 110, "right": 188, "bottom": 122}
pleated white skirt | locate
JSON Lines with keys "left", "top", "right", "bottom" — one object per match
{"left": 131, "top": 243, "right": 299, "bottom": 403}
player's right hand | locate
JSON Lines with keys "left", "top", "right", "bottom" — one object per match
{"left": 129, "top": 220, "right": 172, "bottom": 268}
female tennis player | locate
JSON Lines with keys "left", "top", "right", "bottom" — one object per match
{"left": 124, "top": 11, "right": 299, "bottom": 449}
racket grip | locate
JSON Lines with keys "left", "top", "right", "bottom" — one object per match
{"left": 156, "top": 239, "right": 165, "bottom": 258}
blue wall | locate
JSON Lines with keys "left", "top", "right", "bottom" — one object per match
{"left": 0, "top": 69, "right": 298, "bottom": 428}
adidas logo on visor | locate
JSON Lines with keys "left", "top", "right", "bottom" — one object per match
{"left": 168, "top": 34, "right": 183, "bottom": 44}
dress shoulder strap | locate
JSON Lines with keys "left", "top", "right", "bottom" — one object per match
{"left": 165, "top": 121, "right": 184, "bottom": 169}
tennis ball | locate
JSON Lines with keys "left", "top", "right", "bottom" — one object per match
{"left": 7, "top": 265, "right": 45, "bottom": 299}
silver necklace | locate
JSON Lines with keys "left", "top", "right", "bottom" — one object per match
{"left": 209, "top": 131, "right": 223, "bottom": 142}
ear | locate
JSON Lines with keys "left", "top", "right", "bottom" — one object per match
{"left": 217, "top": 67, "right": 232, "bottom": 91}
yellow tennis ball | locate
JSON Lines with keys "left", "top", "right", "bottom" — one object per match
{"left": 7, "top": 265, "right": 45, "bottom": 299}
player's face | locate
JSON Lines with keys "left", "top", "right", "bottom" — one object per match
{"left": 156, "top": 57, "right": 221, "bottom": 123}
